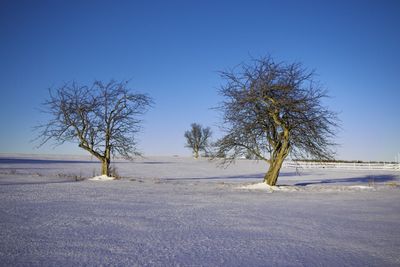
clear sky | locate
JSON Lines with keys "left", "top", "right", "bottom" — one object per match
{"left": 0, "top": 0, "right": 399, "bottom": 161}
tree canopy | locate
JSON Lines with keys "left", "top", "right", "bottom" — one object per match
{"left": 184, "top": 123, "right": 212, "bottom": 159}
{"left": 35, "top": 80, "right": 152, "bottom": 176}
{"left": 215, "top": 56, "right": 339, "bottom": 185}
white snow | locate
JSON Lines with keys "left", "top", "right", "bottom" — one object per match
{"left": 239, "top": 182, "right": 273, "bottom": 191}
{"left": 239, "top": 182, "right": 377, "bottom": 192}
{"left": 89, "top": 175, "right": 115, "bottom": 181}
{"left": 348, "top": 185, "right": 375, "bottom": 190}
{"left": 0, "top": 154, "right": 399, "bottom": 266}
{"left": 238, "top": 182, "right": 299, "bottom": 192}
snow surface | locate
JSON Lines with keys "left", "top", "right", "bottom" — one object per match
{"left": 239, "top": 183, "right": 378, "bottom": 192}
{"left": 0, "top": 154, "right": 400, "bottom": 266}
{"left": 89, "top": 175, "right": 115, "bottom": 181}
{"left": 238, "top": 182, "right": 295, "bottom": 192}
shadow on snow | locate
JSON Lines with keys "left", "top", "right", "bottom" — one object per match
{"left": 294, "top": 174, "right": 398, "bottom": 186}
{"left": 0, "top": 158, "right": 99, "bottom": 164}
{"left": 0, "top": 158, "right": 174, "bottom": 165}
{"left": 0, "top": 179, "right": 81, "bottom": 186}
{"left": 164, "top": 172, "right": 299, "bottom": 181}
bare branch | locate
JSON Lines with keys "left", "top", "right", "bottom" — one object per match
{"left": 184, "top": 123, "right": 213, "bottom": 158}
{"left": 34, "top": 80, "right": 152, "bottom": 176}
{"left": 214, "top": 55, "right": 339, "bottom": 185}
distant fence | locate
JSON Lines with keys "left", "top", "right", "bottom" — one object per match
{"left": 283, "top": 161, "right": 400, "bottom": 171}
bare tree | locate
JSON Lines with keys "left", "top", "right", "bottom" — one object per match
{"left": 214, "top": 56, "right": 339, "bottom": 186}
{"left": 35, "top": 80, "right": 152, "bottom": 176}
{"left": 184, "top": 123, "right": 212, "bottom": 159}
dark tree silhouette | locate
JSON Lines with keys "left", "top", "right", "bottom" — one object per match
{"left": 184, "top": 123, "right": 212, "bottom": 159}
{"left": 35, "top": 80, "right": 152, "bottom": 176}
{"left": 215, "top": 56, "right": 339, "bottom": 186}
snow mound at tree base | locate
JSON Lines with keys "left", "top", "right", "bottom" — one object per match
{"left": 89, "top": 175, "right": 115, "bottom": 181}
{"left": 238, "top": 183, "right": 298, "bottom": 192}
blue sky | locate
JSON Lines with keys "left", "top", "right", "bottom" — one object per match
{"left": 0, "top": 0, "right": 399, "bottom": 161}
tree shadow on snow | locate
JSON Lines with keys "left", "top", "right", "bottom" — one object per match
{"left": 0, "top": 158, "right": 174, "bottom": 165}
{"left": 165, "top": 171, "right": 299, "bottom": 181}
{"left": 133, "top": 161, "right": 174, "bottom": 165}
{"left": 0, "top": 179, "right": 81, "bottom": 186}
{"left": 0, "top": 158, "right": 99, "bottom": 164}
{"left": 295, "top": 174, "right": 398, "bottom": 186}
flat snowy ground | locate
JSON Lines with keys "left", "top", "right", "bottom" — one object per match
{"left": 1, "top": 154, "right": 399, "bottom": 266}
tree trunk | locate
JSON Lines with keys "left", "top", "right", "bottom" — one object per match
{"left": 193, "top": 149, "right": 199, "bottom": 159}
{"left": 101, "top": 158, "right": 110, "bottom": 176}
{"left": 264, "top": 157, "right": 285, "bottom": 186}
{"left": 264, "top": 135, "right": 290, "bottom": 186}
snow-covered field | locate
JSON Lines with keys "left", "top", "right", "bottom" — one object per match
{"left": 1, "top": 154, "right": 399, "bottom": 266}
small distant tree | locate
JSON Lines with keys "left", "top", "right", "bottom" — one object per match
{"left": 35, "top": 80, "right": 152, "bottom": 176}
{"left": 215, "top": 56, "right": 339, "bottom": 186}
{"left": 184, "top": 123, "right": 212, "bottom": 159}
